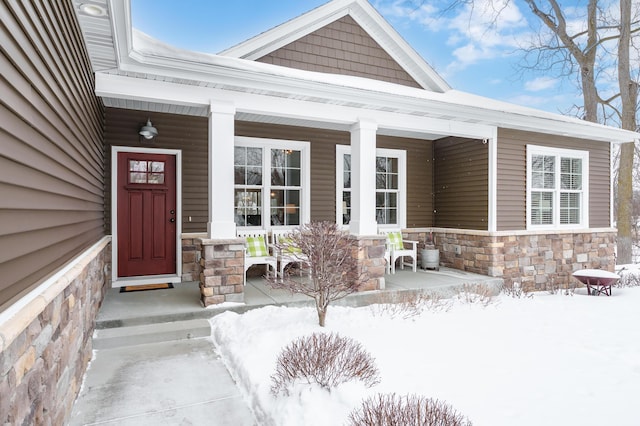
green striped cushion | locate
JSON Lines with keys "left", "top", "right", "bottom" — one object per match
{"left": 387, "top": 232, "right": 404, "bottom": 250}
{"left": 281, "top": 237, "right": 302, "bottom": 254}
{"left": 246, "top": 236, "right": 268, "bottom": 257}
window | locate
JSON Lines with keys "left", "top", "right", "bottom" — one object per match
{"left": 129, "top": 160, "right": 165, "bottom": 184}
{"left": 527, "top": 145, "right": 589, "bottom": 229}
{"left": 336, "top": 146, "right": 406, "bottom": 228}
{"left": 234, "top": 137, "right": 309, "bottom": 228}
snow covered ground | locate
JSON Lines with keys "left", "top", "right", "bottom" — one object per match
{"left": 211, "top": 280, "right": 640, "bottom": 425}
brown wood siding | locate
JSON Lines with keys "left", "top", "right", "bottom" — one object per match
{"left": 236, "top": 122, "right": 348, "bottom": 223}
{"left": 377, "top": 136, "right": 434, "bottom": 227}
{"left": 434, "top": 138, "right": 488, "bottom": 230}
{"left": 0, "top": 1, "right": 104, "bottom": 308}
{"left": 104, "top": 115, "right": 434, "bottom": 233}
{"left": 256, "top": 15, "right": 421, "bottom": 88}
{"left": 497, "top": 128, "right": 611, "bottom": 231}
{"left": 104, "top": 108, "right": 209, "bottom": 233}
{"left": 238, "top": 123, "right": 434, "bottom": 228}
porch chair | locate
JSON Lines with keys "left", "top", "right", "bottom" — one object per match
{"left": 237, "top": 229, "right": 277, "bottom": 284}
{"left": 270, "top": 229, "right": 309, "bottom": 279}
{"left": 379, "top": 228, "right": 418, "bottom": 273}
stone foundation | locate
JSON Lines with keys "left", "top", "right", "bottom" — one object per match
{"left": 198, "top": 238, "right": 245, "bottom": 306}
{"left": 181, "top": 234, "right": 204, "bottom": 282}
{"left": 349, "top": 235, "right": 386, "bottom": 291}
{"left": 405, "top": 228, "right": 616, "bottom": 290}
{"left": 0, "top": 238, "right": 111, "bottom": 426}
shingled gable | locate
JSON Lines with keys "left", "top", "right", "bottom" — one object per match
{"left": 219, "top": 0, "right": 450, "bottom": 92}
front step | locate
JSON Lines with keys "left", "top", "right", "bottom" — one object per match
{"left": 92, "top": 318, "right": 211, "bottom": 350}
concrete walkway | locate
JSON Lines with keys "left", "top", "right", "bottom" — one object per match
{"left": 68, "top": 337, "right": 255, "bottom": 425}
{"left": 69, "top": 268, "right": 501, "bottom": 425}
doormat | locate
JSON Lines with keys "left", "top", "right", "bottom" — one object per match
{"left": 120, "top": 283, "right": 174, "bottom": 293}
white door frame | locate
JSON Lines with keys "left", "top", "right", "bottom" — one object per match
{"left": 111, "top": 146, "right": 183, "bottom": 287}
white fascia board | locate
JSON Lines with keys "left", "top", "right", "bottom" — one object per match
{"left": 347, "top": 0, "right": 451, "bottom": 92}
{"left": 116, "top": 51, "right": 639, "bottom": 143}
{"left": 110, "top": 1, "right": 637, "bottom": 143}
{"left": 220, "top": 0, "right": 351, "bottom": 59}
{"left": 167, "top": 0, "right": 449, "bottom": 92}
{"left": 95, "top": 73, "right": 493, "bottom": 139}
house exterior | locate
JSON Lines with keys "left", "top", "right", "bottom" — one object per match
{"left": 0, "top": 0, "right": 638, "bottom": 423}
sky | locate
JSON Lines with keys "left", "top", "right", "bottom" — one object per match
{"left": 130, "top": 0, "right": 588, "bottom": 115}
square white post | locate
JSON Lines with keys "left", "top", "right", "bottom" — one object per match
{"left": 349, "top": 118, "right": 378, "bottom": 236}
{"left": 207, "top": 101, "right": 237, "bottom": 239}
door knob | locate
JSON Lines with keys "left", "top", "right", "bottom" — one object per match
{"left": 169, "top": 218, "right": 175, "bottom": 223}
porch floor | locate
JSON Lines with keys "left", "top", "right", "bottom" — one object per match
{"left": 96, "top": 267, "right": 503, "bottom": 329}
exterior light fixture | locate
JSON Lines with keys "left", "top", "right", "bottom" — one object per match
{"left": 79, "top": 3, "right": 107, "bottom": 17}
{"left": 139, "top": 118, "right": 158, "bottom": 141}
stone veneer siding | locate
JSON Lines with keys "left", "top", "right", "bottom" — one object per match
{"left": 197, "top": 234, "right": 386, "bottom": 306}
{"left": 198, "top": 238, "right": 245, "bottom": 306}
{"left": 404, "top": 228, "right": 616, "bottom": 290}
{"left": 351, "top": 235, "right": 387, "bottom": 291}
{"left": 0, "top": 238, "right": 111, "bottom": 426}
{"left": 182, "top": 234, "right": 204, "bottom": 282}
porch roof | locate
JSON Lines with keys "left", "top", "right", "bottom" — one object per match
{"left": 73, "top": 0, "right": 640, "bottom": 144}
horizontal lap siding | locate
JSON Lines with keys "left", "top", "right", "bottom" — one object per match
{"left": 236, "top": 122, "right": 349, "bottom": 223}
{"left": 0, "top": 1, "right": 104, "bottom": 308}
{"left": 237, "top": 123, "right": 434, "bottom": 227}
{"left": 497, "top": 129, "right": 611, "bottom": 231}
{"left": 104, "top": 116, "right": 435, "bottom": 233}
{"left": 377, "top": 136, "right": 434, "bottom": 228}
{"left": 434, "top": 137, "right": 488, "bottom": 230}
{"left": 104, "top": 108, "right": 209, "bottom": 233}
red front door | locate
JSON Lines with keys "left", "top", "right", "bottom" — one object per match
{"left": 117, "top": 152, "right": 177, "bottom": 277}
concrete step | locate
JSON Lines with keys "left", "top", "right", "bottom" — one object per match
{"left": 92, "top": 319, "right": 211, "bottom": 350}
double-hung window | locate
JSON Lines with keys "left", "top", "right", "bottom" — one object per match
{"left": 234, "top": 137, "right": 309, "bottom": 228}
{"left": 527, "top": 145, "right": 589, "bottom": 229}
{"left": 336, "top": 145, "right": 406, "bottom": 228}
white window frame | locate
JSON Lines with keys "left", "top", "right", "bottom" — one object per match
{"left": 336, "top": 145, "right": 407, "bottom": 229}
{"left": 526, "top": 145, "right": 589, "bottom": 230}
{"left": 235, "top": 136, "right": 310, "bottom": 230}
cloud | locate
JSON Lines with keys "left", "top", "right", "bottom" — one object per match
{"left": 524, "top": 76, "right": 559, "bottom": 91}
{"left": 376, "top": 0, "right": 531, "bottom": 72}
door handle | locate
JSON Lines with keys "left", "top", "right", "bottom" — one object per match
{"left": 169, "top": 218, "right": 175, "bottom": 223}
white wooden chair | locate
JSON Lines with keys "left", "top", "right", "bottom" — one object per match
{"left": 379, "top": 228, "right": 418, "bottom": 273}
{"left": 270, "top": 229, "right": 309, "bottom": 279}
{"left": 237, "top": 229, "right": 277, "bottom": 284}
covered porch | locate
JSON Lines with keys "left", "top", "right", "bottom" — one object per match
{"left": 95, "top": 268, "right": 503, "bottom": 329}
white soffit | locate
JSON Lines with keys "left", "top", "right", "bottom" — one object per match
{"left": 218, "top": 0, "right": 451, "bottom": 93}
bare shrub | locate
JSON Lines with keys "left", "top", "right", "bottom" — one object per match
{"left": 271, "top": 332, "right": 380, "bottom": 396}
{"left": 347, "top": 393, "right": 472, "bottom": 426}
{"left": 266, "top": 221, "right": 367, "bottom": 326}
{"left": 370, "top": 291, "right": 452, "bottom": 319}
{"left": 616, "top": 268, "right": 640, "bottom": 287}
{"left": 543, "top": 276, "right": 576, "bottom": 296}
{"left": 501, "top": 281, "right": 533, "bottom": 299}
{"left": 455, "top": 283, "right": 494, "bottom": 307}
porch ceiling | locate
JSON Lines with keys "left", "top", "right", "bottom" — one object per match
{"left": 101, "top": 96, "right": 448, "bottom": 141}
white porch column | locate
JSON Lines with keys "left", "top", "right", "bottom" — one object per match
{"left": 487, "top": 128, "right": 498, "bottom": 232}
{"left": 349, "top": 118, "right": 378, "bottom": 236}
{"left": 207, "top": 100, "right": 236, "bottom": 239}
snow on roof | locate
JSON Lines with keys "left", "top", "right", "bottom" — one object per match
{"left": 132, "top": 29, "right": 640, "bottom": 143}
